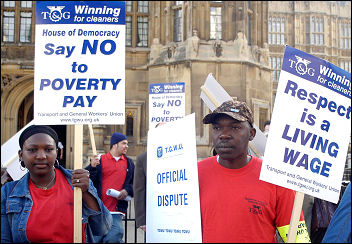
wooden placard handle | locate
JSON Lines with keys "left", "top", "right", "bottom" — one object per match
{"left": 88, "top": 124, "right": 97, "bottom": 155}
{"left": 286, "top": 191, "right": 305, "bottom": 243}
{"left": 73, "top": 124, "right": 83, "bottom": 243}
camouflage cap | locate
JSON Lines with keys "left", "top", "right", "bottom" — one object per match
{"left": 203, "top": 100, "right": 253, "bottom": 126}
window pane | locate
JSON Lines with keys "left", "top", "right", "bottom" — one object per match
{"left": 126, "top": 116, "right": 133, "bottom": 136}
{"left": 272, "top": 33, "right": 276, "bottom": 44}
{"left": 272, "top": 17, "right": 276, "bottom": 32}
{"left": 319, "top": 18, "right": 323, "bottom": 33}
{"left": 346, "top": 24, "right": 350, "bottom": 36}
{"left": 173, "top": 9, "right": 182, "bottom": 42}
{"left": 21, "top": 1, "right": 32, "bottom": 8}
{"left": 276, "top": 19, "right": 280, "bottom": 33}
{"left": 210, "top": 7, "right": 222, "bottom": 40}
{"left": 4, "top": 1, "right": 15, "bottom": 7}
{"left": 315, "top": 18, "right": 319, "bottom": 33}
{"left": 2, "top": 11, "right": 15, "bottom": 42}
{"left": 20, "top": 12, "right": 32, "bottom": 43}
{"left": 126, "top": 1, "right": 132, "bottom": 12}
{"left": 137, "top": 16, "right": 148, "bottom": 47}
{"left": 126, "top": 16, "right": 132, "bottom": 46}
{"left": 137, "top": 1, "right": 148, "bottom": 13}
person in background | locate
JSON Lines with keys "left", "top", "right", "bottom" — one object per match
{"left": 57, "top": 140, "right": 64, "bottom": 162}
{"left": 1, "top": 167, "right": 13, "bottom": 187}
{"left": 198, "top": 100, "right": 310, "bottom": 243}
{"left": 322, "top": 182, "right": 351, "bottom": 243}
{"left": 1, "top": 125, "right": 112, "bottom": 243}
{"left": 134, "top": 150, "right": 147, "bottom": 232}
{"left": 86, "top": 132, "right": 135, "bottom": 243}
{"left": 263, "top": 120, "right": 271, "bottom": 137}
{"left": 133, "top": 122, "right": 166, "bottom": 233}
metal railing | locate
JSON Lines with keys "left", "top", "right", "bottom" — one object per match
{"left": 122, "top": 199, "right": 146, "bottom": 243}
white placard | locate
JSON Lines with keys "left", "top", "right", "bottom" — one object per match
{"left": 149, "top": 83, "right": 185, "bottom": 130}
{"left": 1, "top": 121, "right": 34, "bottom": 180}
{"left": 146, "top": 113, "right": 202, "bottom": 243}
{"left": 34, "top": 1, "right": 125, "bottom": 125}
{"left": 260, "top": 46, "right": 351, "bottom": 203}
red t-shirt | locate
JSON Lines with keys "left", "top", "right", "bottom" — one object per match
{"left": 27, "top": 169, "right": 86, "bottom": 243}
{"left": 101, "top": 152, "right": 127, "bottom": 212}
{"left": 198, "top": 156, "right": 306, "bottom": 243}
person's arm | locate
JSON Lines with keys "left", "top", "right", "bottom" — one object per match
{"left": 1, "top": 184, "right": 14, "bottom": 243}
{"left": 133, "top": 153, "right": 147, "bottom": 229}
{"left": 122, "top": 158, "right": 135, "bottom": 198}
{"left": 85, "top": 155, "right": 100, "bottom": 188}
{"left": 59, "top": 148, "right": 63, "bottom": 160}
{"left": 1, "top": 168, "right": 13, "bottom": 187}
{"left": 322, "top": 183, "right": 351, "bottom": 243}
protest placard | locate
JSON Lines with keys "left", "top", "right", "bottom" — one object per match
{"left": 35, "top": 2, "right": 126, "bottom": 242}
{"left": 149, "top": 82, "right": 185, "bottom": 129}
{"left": 260, "top": 45, "right": 351, "bottom": 204}
{"left": 35, "top": 1, "right": 125, "bottom": 125}
{"left": 146, "top": 113, "right": 202, "bottom": 243}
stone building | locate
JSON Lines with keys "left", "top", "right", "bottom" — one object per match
{"left": 1, "top": 1, "right": 350, "bottom": 169}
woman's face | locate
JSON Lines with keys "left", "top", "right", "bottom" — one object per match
{"left": 19, "top": 133, "right": 57, "bottom": 176}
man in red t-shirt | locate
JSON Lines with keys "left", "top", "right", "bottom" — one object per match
{"left": 86, "top": 132, "right": 135, "bottom": 243}
{"left": 198, "top": 100, "right": 311, "bottom": 243}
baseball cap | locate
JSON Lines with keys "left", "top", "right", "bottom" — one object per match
{"left": 202, "top": 100, "right": 253, "bottom": 126}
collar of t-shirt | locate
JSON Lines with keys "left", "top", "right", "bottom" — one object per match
{"left": 107, "top": 152, "right": 125, "bottom": 162}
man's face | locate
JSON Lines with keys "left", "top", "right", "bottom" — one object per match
{"left": 115, "top": 139, "right": 128, "bottom": 156}
{"left": 211, "top": 115, "right": 254, "bottom": 160}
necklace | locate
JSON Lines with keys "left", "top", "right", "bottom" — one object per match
{"left": 32, "top": 171, "right": 56, "bottom": 190}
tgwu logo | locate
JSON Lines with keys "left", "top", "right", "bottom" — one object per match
{"left": 288, "top": 55, "right": 315, "bottom": 76}
{"left": 151, "top": 85, "right": 163, "bottom": 94}
{"left": 157, "top": 146, "right": 163, "bottom": 158}
{"left": 156, "top": 144, "right": 184, "bottom": 159}
{"left": 41, "top": 6, "right": 70, "bottom": 22}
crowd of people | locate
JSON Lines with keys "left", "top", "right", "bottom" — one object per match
{"left": 1, "top": 99, "right": 350, "bottom": 243}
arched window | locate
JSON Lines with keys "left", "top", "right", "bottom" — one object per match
{"left": 126, "top": 112, "right": 133, "bottom": 136}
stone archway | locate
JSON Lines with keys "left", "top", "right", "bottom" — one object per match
{"left": 1, "top": 74, "right": 34, "bottom": 144}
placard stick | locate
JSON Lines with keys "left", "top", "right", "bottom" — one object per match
{"left": 201, "top": 85, "right": 219, "bottom": 108}
{"left": 88, "top": 124, "right": 97, "bottom": 155}
{"left": 74, "top": 124, "right": 83, "bottom": 243}
{"left": 3, "top": 154, "right": 18, "bottom": 168}
{"left": 286, "top": 191, "right": 305, "bottom": 243}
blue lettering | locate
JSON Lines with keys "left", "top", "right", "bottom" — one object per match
{"left": 283, "top": 147, "right": 331, "bottom": 177}
{"left": 310, "top": 158, "right": 321, "bottom": 174}
{"left": 283, "top": 148, "right": 300, "bottom": 165}
{"left": 157, "top": 193, "right": 189, "bottom": 207}
{"left": 44, "top": 43, "right": 55, "bottom": 55}
{"left": 40, "top": 79, "right": 51, "bottom": 90}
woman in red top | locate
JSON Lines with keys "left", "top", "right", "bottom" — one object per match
{"left": 1, "top": 125, "right": 112, "bottom": 243}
